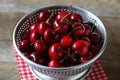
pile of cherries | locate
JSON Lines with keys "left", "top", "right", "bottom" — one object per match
{"left": 19, "top": 10, "right": 101, "bottom": 68}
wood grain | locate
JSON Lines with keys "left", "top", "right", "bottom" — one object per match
{"left": 0, "top": 62, "right": 19, "bottom": 80}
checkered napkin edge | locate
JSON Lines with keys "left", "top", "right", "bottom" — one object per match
{"left": 13, "top": 46, "right": 109, "bottom": 80}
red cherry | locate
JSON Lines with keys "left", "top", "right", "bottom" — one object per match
{"left": 56, "top": 11, "right": 68, "bottom": 21}
{"left": 21, "top": 32, "right": 30, "bottom": 40}
{"left": 54, "top": 33, "right": 62, "bottom": 43}
{"left": 34, "top": 40, "right": 46, "bottom": 53}
{"left": 43, "top": 28, "right": 55, "bottom": 42}
{"left": 53, "top": 20, "right": 68, "bottom": 34}
{"left": 48, "top": 60, "right": 59, "bottom": 68}
{"left": 84, "top": 24, "right": 92, "bottom": 37}
{"left": 19, "top": 40, "right": 30, "bottom": 52}
{"left": 72, "top": 40, "right": 89, "bottom": 57}
{"left": 38, "top": 22, "right": 50, "bottom": 35}
{"left": 70, "top": 13, "right": 83, "bottom": 23}
{"left": 78, "top": 52, "right": 93, "bottom": 63}
{"left": 30, "top": 31, "right": 40, "bottom": 43}
{"left": 46, "top": 17, "right": 54, "bottom": 27}
{"left": 90, "top": 32, "right": 101, "bottom": 45}
{"left": 38, "top": 10, "right": 51, "bottom": 22}
{"left": 28, "top": 52, "right": 40, "bottom": 62}
{"left": 91, "top": 45, "right": 99, "bottom": 55}
{"left": 72, "top": 22, "right": 85, "bottom": 37}
{"left": 49, "top": 43, "right": 63, "bottom": 60}
{"left": 64, "top": 58, "right": 74, "bottom": 67}
{"left": 29, "top": 23, "right": 39, "bottom": 33}
{"left": 60, "top": 35, "right": 73, "bottom": 48}
{"left": 37, "top": 57, "right": 46, "bottom": 65}
{"left": 82, "top": 37, "right": 91, "bottom": 48}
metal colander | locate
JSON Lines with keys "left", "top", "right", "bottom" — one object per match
{"left": 13, "top": 5, "right": 107, "bottom": 80}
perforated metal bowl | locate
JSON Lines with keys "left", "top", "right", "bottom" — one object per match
{"left": 13, "top": 5, "right": 107, "bottom": 80}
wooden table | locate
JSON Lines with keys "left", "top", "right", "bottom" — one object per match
{"left": 0, "top": 0, "right": 120, "bottom": 80}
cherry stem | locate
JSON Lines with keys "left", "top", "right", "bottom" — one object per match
{"left": 49, "top": 12, "right": 54, "bottom": 19}
{"left": 52, "top": 27, "right": 60, "bottom": 33}
{"left": 68, "top": 25, "right": 82, "bottom": 35}
{"left": 40, "top": 38, "right": 45, "bottom": 45}
{"left": 60, "top": 13, "right": 71, "bottom": 23}
{"left": 60, "top": 56, "right": 67, "bottom": 63}
{"left": 67, "top": 48, "right": 71, "bottom": 56}
{"left": 30, "top": 42, "right": 34, "bottom": 45}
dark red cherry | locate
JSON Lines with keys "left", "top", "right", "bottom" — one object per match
{"left": 28, "top": 52, "right": 40, "bottom": 62}
{"left": 37, "top": 57, "right": 46, "bottom": 65}
{"left": 60, "top": 35, "right": 73, "bottom": 48}
{"left": 72, "top": 40, "right": 89, "bottom": 57}
{"left": 46, "top": 17, "right": 54, "bottom": 27}
{"left": 30, "top": 31, "right": 40, "bottom": 43}
{"left": 21, "top": 32, "right": 30, "bottom": 40}
{"left": 53, "top": 20, "right": 68, "bottom": 34}
{"left": 38, "top": 22, "right": 50, "bottom": 35}
{"left": 90, "top": 32, "right": 101, "bottom": 45}
{"left": 48, "top": 60, "right": 59, "bottom": 68}
{"left": 72, "top": 22, "right": 85, "bottom": 37}
{"left": 91, "top": 45, "right": 99, "bottom": 55}
{"left": 34, "top": 40, "right": 46, "bottom": 53}
{"left": 49, "top": 43, "right": 63, "bottom": 60}
{"left": 29, "top": 23, "right": 39, "bottom": 33}
{"left": 82, "top": 37, "right": 91, "bottom": 48}
{"left": 70, "top": 13, "right": 83, "bottom": 23}
{"left": 19, "top": 40, "right": 30, "bottom": 52}
{"left": 54, "top": 33, "right": 62, "bottom": 43}
{"left": 38, "top": 10, "right": 51, "bottom": 22}
{"left": 43, "top": 28, "right": 55, "bottom": 42}
{"left": 56, "top": 11, "right": 68, "bottom": 21}
{"left": 78, "top": 52, "right": 93, "bottom": 63}
{"left": 84, "top": 24, "right": 92, "bottom": 37}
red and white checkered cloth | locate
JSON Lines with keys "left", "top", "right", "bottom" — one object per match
{"left": 13, "top": 47, "right": 109, "bottom": 80}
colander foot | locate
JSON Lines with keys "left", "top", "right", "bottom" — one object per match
{"left": 29, "top": 65, "right": 92, "bottom": 80}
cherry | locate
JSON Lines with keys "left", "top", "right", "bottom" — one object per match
{"left": 37, "top": 57, "right": 46, "bottom": 65}
{"left": 72, "top": 22, "right": 85, "bottom": 37}
{"left": 29, "top": 43, "right": 35, "bottom": 52}
{"left": 46, "top": 17, "right": 54, "bottom": 27}
{"left": 91, "top": 45, "right": 99, "bottom": 55}
{"left": 29, "top": 23, "right": 39, "bottom": 33}
{"left": 48, "top": 60, "right": 59, "bottom": 68}
{"left": 21, "top": 32, "right": 30, "bottom": 40}
{"left": 84, "top": 23, "right": 92, "bottom": 37}
{"left": 53, "top": 20, "right": 68, "bottom": 34}
{"left": 19, "top": 40, "right": 30, "bottom": 52}
{"left": 34, "top": 40, "right": 46, "bottom": 53}
{"left": 89, "top": 32, "right": 101, "bottom": 45}
{"left": 43, "top": 28, "right": 61, "bottom": 43}
{"left": 49, "top": 43, "right": 63, "bottom": 60}
{"left": 63, "top": 57, "right": 74, "bottom": 67}
{"left": 54, "top": 33, "right": 62, "bottom": 43}
{"left": 56, "top": 11, "right": 69, "bottom": 21}
{"left": 38, "top": 10, "right": 51, "bottom": 22}
{"left": 65, "top": 60, "right": 74, "bottom": 67}
{"left": 82, "top": 37, "right": 91, "bottom": 48}
{"left": 60, "top": 35, "right": 73, "bottom": 48}
{"left": 30, "top": 31, "right": 40, "bottom": 43}
{"left": 78, "top": 52, "right": 93, "bottom": 63}
{"left": 43, "top": 28, "right": 55, "bottom": 42}
{"left": 70, "top": 13, "right": 83, "bottom": 23}
{"left": 72, "top": 40, "right": 89, "bottom": 57}
{"left": 28, "top": 52, "right": 40, "bottom": 62}
{"left": 24, "top": 52, "right": 31, "bottom": 58}
{"left": 38, "top": 22, "right": 50, "bottom": 35}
